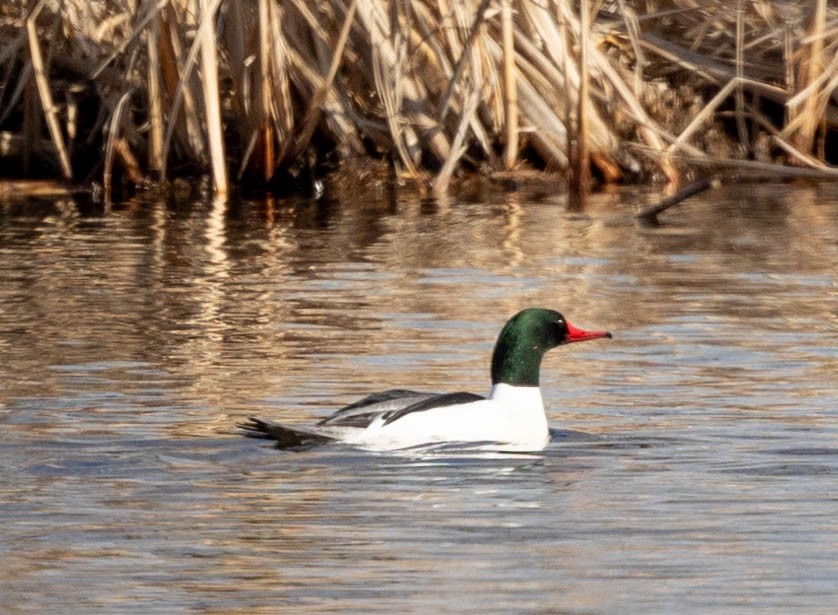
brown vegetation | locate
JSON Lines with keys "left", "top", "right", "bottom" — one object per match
{"left": 2, "top": 1, "right": 838, "bottom": 199}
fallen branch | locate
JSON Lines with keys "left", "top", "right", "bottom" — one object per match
{"left": 635, "top": 177, "right": 715, "bottom": 225}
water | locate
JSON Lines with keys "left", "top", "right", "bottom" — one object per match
{"left": 0, "top": 183, "right": 835, "bottom": 613}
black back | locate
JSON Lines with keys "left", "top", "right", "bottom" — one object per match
{"left": 381, "top": 391, "right": 486, "bottom": 426}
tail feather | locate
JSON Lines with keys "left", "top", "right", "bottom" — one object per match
{"left": 238, "top": 417, "right": 337, "bottom": 449}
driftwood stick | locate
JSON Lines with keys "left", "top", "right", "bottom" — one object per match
{"left": 635, "top": 177, "right": 715, "bottom": 224}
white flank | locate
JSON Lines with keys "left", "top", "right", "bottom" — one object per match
{"left": 343, "top": 383, "right": 549, "bottom": 452}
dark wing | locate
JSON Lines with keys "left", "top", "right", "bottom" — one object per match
{"left": 382, "top": 392, "right": 486, "bottom": 426}
{"left": 238, "top": 417, "right": 336, "bottom": 448}
{"left": 317, "top": 389, "right": 436, "bottom": 428}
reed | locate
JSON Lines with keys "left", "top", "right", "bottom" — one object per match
{"left": 197, "top": 0, "right": 227, "bottom": 194}
{"left": 25, "top": 0, "right": 72, "bottom": 181}
{"left": 2, "top": 0, "right": 838, "bottom": 195}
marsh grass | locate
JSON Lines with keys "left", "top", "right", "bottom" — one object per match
{"left": 2, "top": 1, "right": 838, "bottom": 197}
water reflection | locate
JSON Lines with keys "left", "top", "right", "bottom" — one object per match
{"left": 0, "top": 182, "right": 836, "bottom": 613}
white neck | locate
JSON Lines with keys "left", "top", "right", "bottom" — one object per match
{"left": 489, "top": 382, "right": 543, "bottom": 405}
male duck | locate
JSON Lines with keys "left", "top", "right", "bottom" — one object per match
{"left": 240, "top": 308, "right": 611, "bottom": 451}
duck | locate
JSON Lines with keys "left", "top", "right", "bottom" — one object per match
{"left": 239, "top": 308, "right": 611, "bottom": 452}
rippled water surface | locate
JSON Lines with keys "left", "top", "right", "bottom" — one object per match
{"left": 1, "top": 183, "right": 836, "bottom": 613}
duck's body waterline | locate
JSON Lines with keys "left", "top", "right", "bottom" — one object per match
{"left": 239, "top": 308, "right": 611, "bottom": 451}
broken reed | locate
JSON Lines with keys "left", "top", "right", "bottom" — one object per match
{"left": 3, "top": 0, "right": 838, "bottom": 198}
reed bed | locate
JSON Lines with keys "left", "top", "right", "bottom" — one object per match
{"left": 2, "top": 0, "right": 838, "bottom": 197}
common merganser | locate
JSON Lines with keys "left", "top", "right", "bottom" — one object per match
{"left": 239, "top": 308, "right": 611, "bottom": 452}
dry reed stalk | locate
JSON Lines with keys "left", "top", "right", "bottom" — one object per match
{"left": 785, "top": 46, "right": 838, "bottom": 112}
{"left": 219, "top": 2, "right": 248, "bottom": 162}
{"left": 589, "top": 71, "right": 673, "bottom": 181}
{"left": 516, "top": 0, "right": 571, "bottom": 168}
{"left": 617, "top": 0, "right": 644, "bottom": 94}
{"left": 501, "top": 0, "right": 518, "bottom": 169}
{"left": 426, "top": 0, "right": 495, "bottom": 161}
{"left": 289, "top": 0, "right": 357, "bottom": 161}
{"left": 785, "top": 2, "right": 832, "bottom": 156}
{"left": 266, "top": 0, "right": 295, "bottom": 173}
{"left": 474, "top": 32, "right": 505, "bottom": 154}
{"left": 519, "top": 1, "right": 625, "bottom": 177}
{"left": 770, "top": 134, "right": 829, "bottom": 170}
{"left": 25, "top": 0, "right": 72, "bottom": 180}
{"left": 221, "top": 2, "right": 281, "bottom": 180}
{"left": 734, "top": 1, "right": 749, "bottom": 150}
{"left": 359, "top": 0, "right": 450, "bottom": 168}
{"left": 436, "top": 3, "right": 468, "bottom": 103}
{"left": 283, "top": 42, "right": 365, "bottom": 155}
{"left": 666, "top": 79, "right": 738, "bottom": 156}
{"left": 364, "top": 2, "right": 419, "bottom": 174}
{"left": 514, "top": 69, "right": 568, "bottom": 168}
{"left": 114, "top": 138, "right": 145, "bottom": 184}
{"left": 146, "top": 7, "right": 164, "bottom": 173}
{"left": 570, "top": 0, "right": 591, "bottom": 206}
{"left": 372, "top": 40, "right": 418, "bottom": 175}
{"left": 434, "top": 86, "right": 482, "bottom": 196}
{"left": 158, "top": 0, "right": 232, "bottom": 185}
{"left": 198, "top": 0, "right": 227, "bottom": 194}
{"left": 158, "top": 6, "right": 204, "bottom": 167}
{"left": 457, "top": 0, "right": 497, "bottom": 160}
{"left": 86, "top": 0, "right": 159, "bottom": 81}
{"left": 639, "top": 33, "right": 787, "bottom": 102}
{"left": 103, "top": 89, "right": 133, "bottom": 206}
